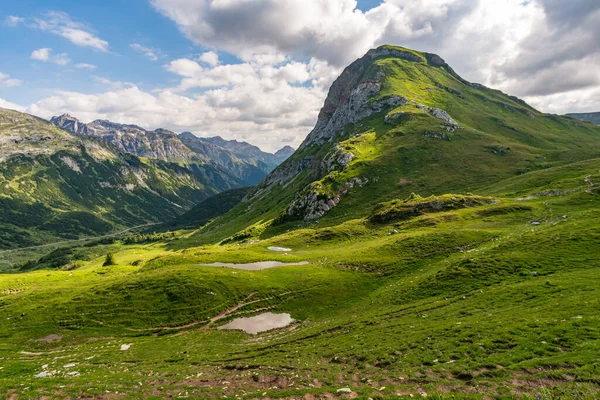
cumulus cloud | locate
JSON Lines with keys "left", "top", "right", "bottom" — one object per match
{"left": 0, "top": 97, "right": 25, "bottom": 111}
{"left": 150, "top": 0, "right": 600, "bottom": 113}
{"left": 30, "top": 48, "right": 71, "bottom": 66}
{"left": 24, "top": 56, "right": 328, "bottom": 151}
{"left": 0, "top": 72, "right": 23, "bottom": 88}
{"left": 130, "top": 43, "right": 159, "bottom": 61}
{"left": 8, "top": 0, "right": 600, "bottom": 151}
{"left": 198, "top": 51, "right": 219, "bottom": 66}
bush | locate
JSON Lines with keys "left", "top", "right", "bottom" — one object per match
{"left": 103, "top": 253, "right": 116, "bottom": 266}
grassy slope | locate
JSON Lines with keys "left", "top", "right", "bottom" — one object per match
{"left": 194, "top": 46, "right": 600, "bottom": 244}
{"left": 1, "top": 47, "right": 600, "bottom": 398}
{"left": 0, "top": 109, "right": 244, "bottom": 249}
{"left": 166, "top": 187, "right": 252, "bottom": 229}
{"left": 1, "top": 159, "right": 600, "bottom": 398}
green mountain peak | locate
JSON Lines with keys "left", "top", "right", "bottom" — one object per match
{"left": 197, "top": 45, "right": 600, "bottom": 242}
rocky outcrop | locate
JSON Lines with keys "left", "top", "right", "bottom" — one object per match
{"left": 415, "top": 103, "right": 461, "bottom": 133}
{"left": 282, "top": 177, "right": 369, "bottom": 222}
{"left": 424, "top": 131, "right": 451, "bottom": 141}
{"left": 52, "top": 115, "right": 197, "bottom": 162}
{"left": 322, "top": 146, "right": 354, "bottom": 173}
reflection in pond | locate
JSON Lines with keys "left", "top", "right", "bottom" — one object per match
{"left": 198, "top": 261, "right": 308, "bottom": 270}
{"left": 219, "top": 312, "right": 294, "bottom": 334}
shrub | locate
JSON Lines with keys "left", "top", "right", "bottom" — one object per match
{"left": 103, "top": 253, "right": 116, "bottom": 266}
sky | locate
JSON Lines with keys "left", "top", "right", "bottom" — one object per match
{"left": 1, "top": 0, "right": 599, "bottom": 152}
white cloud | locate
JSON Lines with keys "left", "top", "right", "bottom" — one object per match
{"left": 75, "top": 63, "right": 97, "bottom": 69}
{"left": 4, "top": 16, "right": 24, "bottom": 26}
{"left": 5, "top": 0, "right": 600, "bottom": 153}
{"left": 30, "top": 48, "right": 51, "bottom": 62}
{"left": 0, "top": 97, "right": 25, "bottom": 111}
{"left": 22, "top": 56, "right": 328, "bottom": 151}
{"left": 130, "top": 43, "right": 159, "bottom": 61}
{"left": 28, "top": 11, "right": 109, "bottom": 51}
{"left": 198, "top": 51, "right": 219, "bottom": 66}
{"left": 151, "top": 0, "right": 600, "bottom": 113}
{"left": 30, "top": 48, "right": 71, "bottom": 66}
{"left": 0, "top": 72, "right": 23, "bottom": 88}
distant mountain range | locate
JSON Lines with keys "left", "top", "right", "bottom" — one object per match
{"left": 0, "top": 108, "right": 294, "bottom": 248}
{"left": 565, "top": 112, "right": 600, "bottom": 125}
{"left": 51, "top": 114, "right": 294, "bottom": 185}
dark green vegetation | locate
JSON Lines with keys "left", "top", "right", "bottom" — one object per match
{"left": 566, "top": 112, "right": 600, "bottom": 125}
{"left": 167, "top": 187, "right": 251, "bottom": 229}
{"left": 2, "top": 46, "right": 600, "bottom": 399}
{"left": 0, "top": 108, "right": 245, "bottom": 248}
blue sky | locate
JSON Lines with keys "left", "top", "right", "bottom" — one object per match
{"left": 0, "top": 0, "right": 598, "bottom": 151}
{"left": 0, "top": 0, "right": 382, "bottom": 106}
{"left": 1, "top": 0, "right": 211, "bottom": 104}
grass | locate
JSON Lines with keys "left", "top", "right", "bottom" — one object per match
{"left": 1, "top": 172, "right": 599, "bottom": 397}
{"left": 1, "top": 46, "right": 600, "bottom": 398}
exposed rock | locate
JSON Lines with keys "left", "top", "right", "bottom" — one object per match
{"left": 52, "top": 115, "right": 198, "bottom": 162}
{"left": 415, "top": 103, "right": 460, "bottom": 128}
{"left": 283, "top": 177, "right": 369, "bottom": 222}
{"left": 489, "top": 145, "right": 510, "bottom": 155}
{"left": 424, "top": 131, "right": 451, "bottom": 141}
{"left": 337, "top": 388, "right": 353, "bottom": 393}
{"left": 322, "top": 146, "right": 354, "bottom": 173}
{"left": 385, "top": 111, "right": 409, "bottom": 125}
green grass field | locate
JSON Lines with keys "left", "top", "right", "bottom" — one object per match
{"left": 1, "top": 159, "right": 599, "bottom": 399}
{"left": 2, "top": 46, "right": 600, "bottom": 399}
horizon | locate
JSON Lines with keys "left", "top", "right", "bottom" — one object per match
{"left": 1, "top": 0, "right": 599, "bottom": 152}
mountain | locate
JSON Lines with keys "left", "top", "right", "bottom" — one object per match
{"left": 0, "top": 108, "right": 243, "bottom": 248}
{"left": 166, "top": 187, "right": 251, "bottom": 229}
{"left": 197, "top": 45, "right": 600, "bottom": 241}
{"left": 50, "top": 114, "right": 198, "bottom": 162}
{"left": 52, "top": 115, "right": 293, "bottom": 185}
{"left": 4, "top": 46, "right": 600, "bottom": 398}
{"left": 273, "top": 145, "right": 295, "bottom": 163}
{"left": 194, "top": 135, "right": 295, "bottom": 169}
{"left": 565, "top": 112, "right": 600, "bottom": 125}
{"left": 178, "top": 132, "right": 270, "bottom": 185}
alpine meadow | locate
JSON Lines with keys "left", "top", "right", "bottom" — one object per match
{"left": 1, "top": 1, "right": 600, "bottom": 399}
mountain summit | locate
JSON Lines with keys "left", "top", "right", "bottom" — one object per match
{"left": 199, "top": 45, "right": 600, "bottom": 240}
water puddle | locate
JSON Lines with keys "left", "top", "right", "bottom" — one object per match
{"left": 218, "top": 312, "right": 294, "bottom": 334}
{"left": 198, "top": 261, "right": 308, "bottom": 270}
{"left": 268, "top": 246, "right": 292, "bottom": 252}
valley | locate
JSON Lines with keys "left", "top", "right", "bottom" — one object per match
{"left": 1, "top": 45, "right": 600, "bottom": 399}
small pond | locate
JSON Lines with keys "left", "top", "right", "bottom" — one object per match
{"left": 198, "top": 261, "right": 308, "bottom": 270}
{"left": 218, "top": 312, "right": 294, "bottom": 334}
{"left": 267, "top": 246, "right": 292, "bottom": 252}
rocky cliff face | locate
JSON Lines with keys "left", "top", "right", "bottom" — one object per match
{"left": 244, "top": 46, "right": 473, "bottom": 221}
{"left": 51, "top": 116, "right": 292, "bottom": 186}
{"left": 51, "top": 115, "right": 199, "bottom": 162}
